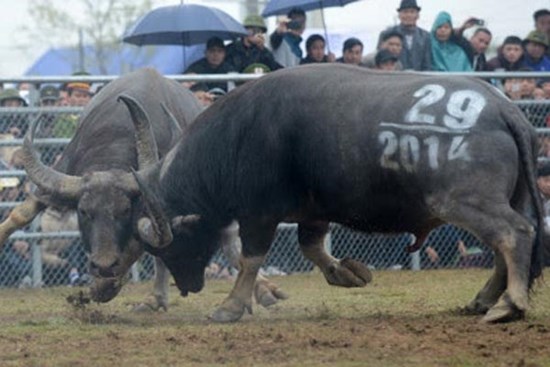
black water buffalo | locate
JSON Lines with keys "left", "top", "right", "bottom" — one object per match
{"left": 122, "top": 63, "right": 545, "bottom": 323}
{"left": 2, "top": 68, "right": 286, "bottom": 308}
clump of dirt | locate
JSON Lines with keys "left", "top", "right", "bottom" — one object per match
{"left": 66, "top": 290, "right": 91, "bottom": 309}
{"left": 66, "top": 290, "right": 118, "bottom": 324}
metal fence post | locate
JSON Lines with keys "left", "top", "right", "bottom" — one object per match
{"left": 31, "top": 242, "right": 43, "bottom": 288}
{"left": 410, "top": 251, "right": 421, "bottom": 271}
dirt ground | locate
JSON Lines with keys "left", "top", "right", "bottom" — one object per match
{"left": 1, "top": 269, "right": 550, "bottom": 367}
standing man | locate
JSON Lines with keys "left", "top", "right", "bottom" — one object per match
{"left": 377, "top": 0, "right": 431, "bottom": 71}
{"left": 269, "top": 7, "right": 307, "bottom": 68}
{"left": 533, "top": 9, "right": 550, "bottom": 57}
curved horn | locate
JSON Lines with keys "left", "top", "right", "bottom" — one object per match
{"left": 21, "top": 114, "right": 82, "bottom": 200}
{"left": 117, "top": 94, "right": 159, "bottom": 169}
{"left": 131, "top": 169, "right": 173, "bottom": 248}
{"left": 160, "top": 102, "right": 183, "bottom": 147}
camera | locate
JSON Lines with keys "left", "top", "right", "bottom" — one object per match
{"left": 473, "top": 18, "right": 484, "bottom": 26}
{"left": 287, "top": 20, "right": 303, "bottom": 30}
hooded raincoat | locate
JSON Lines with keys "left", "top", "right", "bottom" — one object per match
{"left": 430, "top": 11, "right": 472, "bottom": 72}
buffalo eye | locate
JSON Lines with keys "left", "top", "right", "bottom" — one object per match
{"left": 78, "top": 207, "right": 93, "bottom": 220}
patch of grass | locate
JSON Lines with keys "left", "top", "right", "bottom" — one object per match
{"left": 0, "top": 269, "right": 549, "bottom": 366}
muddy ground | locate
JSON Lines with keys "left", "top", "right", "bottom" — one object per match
{"left": 0, "top": 269, "right": 549, "bottom": 366}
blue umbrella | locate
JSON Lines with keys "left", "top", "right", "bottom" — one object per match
{"left": 262, "top": 0, "right": 361, "bottom": 17}
{"left": 261, "top": 0, "right": 362, "bottom": 52}
{"left": 123, "top": 4, "right": 247, "bottom": 46}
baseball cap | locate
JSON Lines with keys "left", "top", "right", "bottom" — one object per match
{"left": 40, "top": 85, "right": 60, "bottom": 101}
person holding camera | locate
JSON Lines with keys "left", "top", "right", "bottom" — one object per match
{"left": 454, "top": 18, "right": 492, "bottom": 71}
{"left": 225, "top": 14, "right": 282, "bottom": 74}
{"left": 269, "top": 7, "right": 307, "bottom": 68}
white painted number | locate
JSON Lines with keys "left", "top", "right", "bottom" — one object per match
{"left": 443, "top": 90, "right": 486, "bottom": 130}
{"left": 404, "top": 84, "right": 445, "bottom": 125}
{"left": 378, "top": 84, "right": 484, "bottom": 171}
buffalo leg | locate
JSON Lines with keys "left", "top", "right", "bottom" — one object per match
{"left": 210, "top": 219, "right": 278, "bottom": 323}
{"left": 220, "top": 221, "right": 288, "bottom": 307}
{"left": 132, "top": 256, "right": 169, "bottom": 312}
{"left": 299, "top": 221, "right": 372, "bottom": 287}
{"left": 0, "top": 195, "right": 45, "bottom": 247}
{"left": 442, "top": 203, "right": 533, "bottom": 322}
{"left": 463, "top": 251, "right": 507, "bottom": 315}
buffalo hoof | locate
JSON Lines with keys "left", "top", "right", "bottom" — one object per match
{"left": 210, "top": 297, "right": 252, "bottom": 323}
{"left": 131, "top": 294, "right": 168, "bottom": 313}
{"left": 325, "top": 258, "right": 373, "bottom": 288}
{"left": 481, "top": 295, "right": 525, "bottom": 323}
{"left": 254, "top": 279, "right": 289, "bottom": 308}
{"left": 462, "top": 298, "right": 491, "bottom": 316}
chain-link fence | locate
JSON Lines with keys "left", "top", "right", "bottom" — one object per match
{"left": 0, "top": 72, "right": 549, "bottom": 288}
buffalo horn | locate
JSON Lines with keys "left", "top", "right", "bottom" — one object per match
{"left": 160, "top": 102, "right": 183, "bottom": 142}
{"left": 131, "top": 169, "right": 173, "bottom": 248}
{"left": 117, "top": 94, "right": 159, "bottom": 169}
{"left": 21, "top": 114, "right": 82, "bottom": 200}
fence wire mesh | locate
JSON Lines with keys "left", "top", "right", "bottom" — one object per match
{"left": 0, "top": 77, "right": 549, "bottom": 288}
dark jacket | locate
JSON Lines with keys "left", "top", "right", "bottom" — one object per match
{"left": 378, "top": 25, "right": 432, "bottom": 71}
{"left": 184, "top": 58, "right": 235, "bottom": 92}
{"left": 486, "top": 50, "right": 524, "bottom": 71}
{"left": 455, "top": 35, "right": 489, "bottom": 71}
{"left": 225, "top": 39, "right": 283, "bottom": 73}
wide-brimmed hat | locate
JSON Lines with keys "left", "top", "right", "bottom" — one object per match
{"left": 523, "top": 30, "right": 549, "bottom": 48}
{"left": 0, "top": 88, "right": 27, "bottom": 106}
{"left": 397, "top": 0, "right": 421, "bottom": 11}
{"left": 243, "top": 14, "right": 267, "bottom": 33}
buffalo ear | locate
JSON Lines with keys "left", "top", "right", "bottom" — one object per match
{"left": 171, "top": 214, "right": 201, "bottom": 235}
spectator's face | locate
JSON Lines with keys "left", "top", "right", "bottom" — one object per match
{"left": 307, "top": 39, "right": 326, "bottom": 62}
{"left": 520, "top": 77, "right": 537, "bottom": 97}
{"left": 382, "top": 36, "right": 403, "bottom": 56}
{"left": 398, "top": 8, "right": 419, "bottom": 27}
{"left": 378, "top": 60, "right": 398, "bottom": 71}
{"left": 290, "top": 15, "right": 306, "bottom": 35}
{"left": 470, "top": 31, "right": 492, "bottom": 54}
{"left": 343, "top": 45, "right": 363, "bottom": 65}
{"left": 1, "top": 98, "right": 24, "bottom": 108}
{"left": 538, "top": 175, "right": 550, "bottom": 197}
{"left": 68, "top": 89, "right": 91, "bottom": 107}
{"left": 535, "top": 14, "right": 550, "bottom": 35}
{"left": 525, "top": 41, "right": 547, "bottom": 60}
{"left": 205, "top": 46, "right": 226, "bottom": 68}
{"left": 533, "top": 87, "right": 545, "bottom": 100}
{"left": 40, "top": 99, "right": 59, "bottom": 107}
{"left": 541, "top": 82, "right": 550, "bottom": 98}
{"left": 502, "top": 44, "right": 523, "bottom": 63}
{"left": 435, "top": 23, "right": 452, "bottom": 42}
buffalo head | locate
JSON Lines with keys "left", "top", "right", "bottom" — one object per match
{"left": 20, "top": 96, "right": 177, "bottom": 302}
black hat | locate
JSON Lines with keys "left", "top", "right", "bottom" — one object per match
{"left": 375, "top": 49, "right": 399, "bottom": 66}
{"left": 206, "top": 37, "right": 225, "bottom": 50}
{"left": 39, "top": 85, "right": 60, "bottom": 101}
{"left": 397, "top": 0, "right": 421, "bottom": 11}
